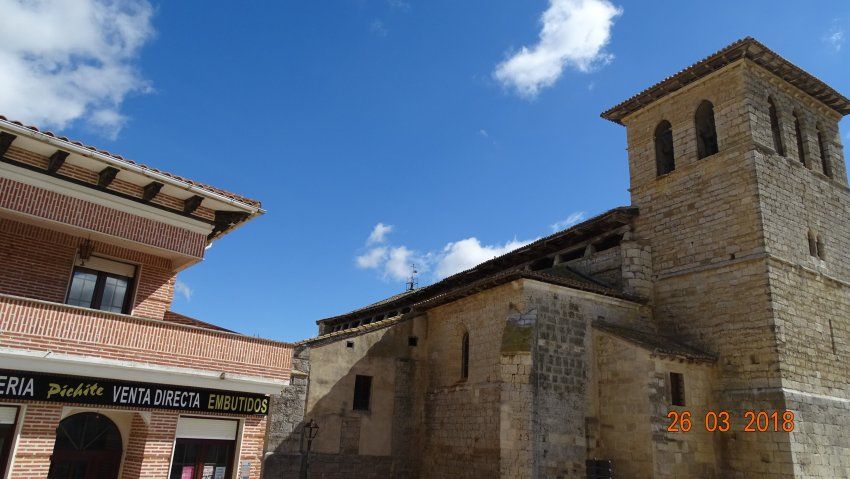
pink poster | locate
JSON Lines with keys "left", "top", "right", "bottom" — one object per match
{"left": 181, "top": 466, "right": 194, "bottom": 479}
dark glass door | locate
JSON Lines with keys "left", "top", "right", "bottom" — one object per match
{"left": 48, "top": 413, "right": 123, "bottom": 479}
{"left": 169, "top": 439, "right": 234, "bottom": 479}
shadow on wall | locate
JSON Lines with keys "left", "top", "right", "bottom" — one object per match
{"left": 263, "top": 320, "right": 418, "bottom": 479}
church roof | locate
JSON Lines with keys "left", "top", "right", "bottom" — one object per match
{"left": 315, "top": 206, "right": 639, "bottom": 332}
{"left": 601, "top": 37, "right": 850, "bottom": 125}
{"left": 300, "top": 269, "right": 633, "bottom": 346}
{"left": 594, "top": 321, "right": 716, "bottom": 363}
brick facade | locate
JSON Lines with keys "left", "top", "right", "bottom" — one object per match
{"left": 0, "top": 114, "right": 288, "bottom": 479}
{"left": 0, "top": 176, "right": 207, "bottom": 259}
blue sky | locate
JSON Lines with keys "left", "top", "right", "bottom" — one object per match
{"left": 1, "top": 0, "right": 848, "bottom": 342}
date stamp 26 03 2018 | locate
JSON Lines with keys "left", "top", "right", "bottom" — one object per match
{"left": 666, "top": 410, "right": 796, "bottom": 433}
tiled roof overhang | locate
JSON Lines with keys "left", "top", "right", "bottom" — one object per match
{"left": 0, "top": 116, "right": 261, "bottom": 207}
{"left": 316, "top": 206, "right": 639, "bottom": 328}
{"left": 300, "top": 271, "right": 642, "bottom": 347}
{"left": 0, "top": 116, "right": 264, "bottom": 241}
{"left": 601, "top": 37, "right": 850, "bottom": 125}
{"left": 594, "top": 321, "right": 716, "bottom": 363}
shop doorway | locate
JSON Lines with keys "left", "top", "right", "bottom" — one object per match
{"left": 169, "top": 438, "right": 235, "bottom": 479}
{"left": 169, "top": 417, "right": 238, "bottom": 479}
{"left": 48, "top": 412, "right": 123, "bottom": 479}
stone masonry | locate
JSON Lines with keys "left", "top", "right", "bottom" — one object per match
{"left": 269, "top": 38, "right": 850, "bottom": 479}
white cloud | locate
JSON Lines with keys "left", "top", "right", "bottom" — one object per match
{"left": 387, "top": 0, "right": 410, "bottom": 10}
{"left": 550, "top": 211, "right": 586, "bottom": 232}
{"left": 0, "top": 0, "right": 154, "bottom": 138}
{"left": 175, "top": 280, "right": 192, "bottom": 301}
{"left": 494, "top": 0, "right": 622, "bottom": 98}
{"left": 825, "top": 24, "right": 845, "bottom": 52}
{"left": 479, "top": 129, "right": 489, "bottom": 138}
{"left": 356, "top": 245, "right": 423, "bottom": 281}
{"left": 434, "top": 237, "right": 531, "bottom": 279}
{"left": 385, "top": 246, "right": 420, "bottom": 281}
{"left": 367, "top": 222, "right": 393, "bottom": 245}
{"left": 356, "top": 247, "right": 387, "bottom": 269}
{"left": 370, "top": 19, "right": 388, "bottom": 37}
{"left": 354, "top": 227, "right": 531, "bottom": 284}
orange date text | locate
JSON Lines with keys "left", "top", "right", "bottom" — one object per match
{"left": 666, "top": 410, "right": 795, "bottom": 432}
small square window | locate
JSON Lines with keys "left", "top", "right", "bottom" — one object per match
{"left": 408, "top": 336, "right": 418, "bottom": 347}
{"left": 353, "top": 375, "right": 372, "bottom": 411}
{"left": 346, "top": 341, "right": 354, "bottom": 348}
{"left": 670, "top": 372, "right": 685, "bottom": 406}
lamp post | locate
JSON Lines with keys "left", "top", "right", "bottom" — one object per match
{"left": 299, "top": 419, "right": 319, "bottom": 479}
{"left": 78, "top": 239, "right": 94, "bottom": 265}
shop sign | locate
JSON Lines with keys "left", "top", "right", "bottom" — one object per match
{"left": 0, "top": 369, "right": 270, "bottom": 415}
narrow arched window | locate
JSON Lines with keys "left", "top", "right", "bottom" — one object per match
{"left": 817, "top": 126, "right": 833, "bottom": 178}
{"left": 461, "top": 331, "right": 469, "bottom": 380}
{"left": 808, "top": 230, "right": 818, "bottom": 257}
{"left": 768, "top": 97, "right": 785, "bottom": 156}
{"left": 816, "top": 235, "right": 826, "bottom": 260}
{"left": 695, "top": 101, "right": 718, "bottom": 159}
{"left": 654, "top": 120, "right": 675, "bottom": 176}
{"left": 793, "top": 111, "right": 807, "bottom": 167}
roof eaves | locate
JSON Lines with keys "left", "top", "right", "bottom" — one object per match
{"left": 601, "top": 37, "right": 850, "bottom": 125}
{"left": 317, "top": 205, "right": 638, "bottom": 326}
{"left": 415, "top": 270, "right": 640, "bottom": 311}
{"left": 0, "top": 115, "right": 263, "bottom": 209}
{"left": 299, "top": 313, "right": 412, "bottom": 347}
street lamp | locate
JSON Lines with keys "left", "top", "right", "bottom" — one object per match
{"left": 299, "top": 419, "right": 319, "bottom": 479}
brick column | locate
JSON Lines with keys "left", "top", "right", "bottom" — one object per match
{"left": 120, "top": 413, "right": 149, "bottom": 479}
{"left": 9, "top": 404, "right": 63, "bottom": 479}
{"left": 239, "top": 416, "right": 267, "bottom": 479}
{"left": 136, "top": 411, "right": 178, "bottom": 478}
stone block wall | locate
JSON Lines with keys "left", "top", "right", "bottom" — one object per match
{"left": 522, "top": 280, "right": 651, "bottom": 478}
{"left": 743, "top": 61, "right": 846, "bottom": 187}
{"left": 564, "top": 245, "right": 623, "bottom": 288}
{"left": 620, "top": 235, "right": 652, "bottom": 299}
{"left": 590, "top": 330, "right": 654, "bottom": 477}
{"left": 592, "top": 329, "right": 719, "bottom": 479}
{"left": 265, "top": 320, "right": 421, "bottom": 478}
{"left": 649, "top": 358, "right": 719, "bottom": 478}
{"left": 622, "top": 60, "right": 795, "bottom": 477}
{"left": 422, "top": 283, "right": 522, "bottom": 478}
{"left": 745, "top": 60, "right": 850, "bottom": 478}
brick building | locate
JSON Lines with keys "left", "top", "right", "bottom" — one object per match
{"left": 268, "top": 38, "right": 850, "bottom": 478}
{"left": 0, "top": 116, "right": 294, "bottom": 478}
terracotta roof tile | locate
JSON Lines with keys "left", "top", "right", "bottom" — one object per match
{"left": 601, "top": 37, "right": 850, "bottom": 125}
{"left": 0, "top": 115, "right": 261, "bottom": 207}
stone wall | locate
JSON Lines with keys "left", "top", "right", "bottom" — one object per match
{"left": 564, "top": 245, "right": 623, "bottom": 288}
{"left": 591, "top": 331, "right": 654, "bottom": 477}
{"left": 623, "top": 61, "right": 795, "bottom": 477}
{"left": 422, "top": 283, "right": 521, "bottom": 478}
{"left": 622, "top": 57, "right": 850, "bottom": 478}
{"left": 744, "top": 61, "right": 850, "bottom": 479}
{"left": 263, "top": 319, "right": 423, "bottom": 478}
{"left": 648, "top": 357, "right": 719, "bottom": 478}
{"left": 522, "top": 280, "right": 651, "bottom": 478}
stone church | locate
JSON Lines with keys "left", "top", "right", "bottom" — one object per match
{"left": 264, "top": 38, "right": 850, "bottom": 478}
